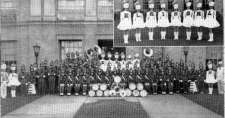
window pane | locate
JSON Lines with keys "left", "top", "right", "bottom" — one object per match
{"left": 97, "top": 0, "right": 113, "bottom": 20}
{"left": 1, "top": 0, "right": 14, "bottom": 9}
{"left": 44, "top": 0, "right": 55, "bottom": 16}
{"left": 30, "top": 0, "right": 41, "bottom": 16}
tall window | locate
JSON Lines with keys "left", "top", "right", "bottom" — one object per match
{"left": 57, "top": 0, "right": 85, "bottom": 20}
{"left": 97, "top": 0, "right": 113, "bottom": 20}
{"left": 60, "top": 40, "right": 83, "bottom": 60}
{"left": 30, "top": 0, "right": 42, "bottom": 16}
{"left": 44, "top": 0, "right": 55, "bottom": 16}
{"left": 0, "top": 0, "right": 15, "bottom": 9}
{"left": 1, "top": 0, "right": 17, "bottom": 23}
{"left": 0, "top": 41, "right": 17, "bottom": 67}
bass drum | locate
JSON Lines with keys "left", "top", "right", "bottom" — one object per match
{"left": 100, "top": 84, "right": 107, "bottom": 91}
{"left": 96, "top": 90, "right": 103, "bottom": 96}
{"left": 119, "top": 89, "right": 126, "bottom": 97}
{"left": 132, "top": 90, "right": 140, "bottom": 97}
{"left": 140, "top": 90, "right": 148, "bottom": 97}
{"left": 129, "top": 83, "right": 136, "bottom": 90}
{"left": 125, "top": 89, "right": 132, "bottom": 97}
{"left": 92, "top": 84, "right": 99, "bottom": 91}
{"left": 88, "top": 90, "right": 95, "bottom": 97}
{"left": 104, "top": 90, "right": 110, "bottom": 97}
{"left": 137, "top": 83, "right": 144, "bottom": 90}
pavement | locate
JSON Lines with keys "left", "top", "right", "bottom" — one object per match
{"left": 2, "top": 95, "right": 223, "bottom": 118}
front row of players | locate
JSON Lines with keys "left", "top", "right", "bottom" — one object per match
{"left": 117, "top": 0, "right": 220, "bottom": 43}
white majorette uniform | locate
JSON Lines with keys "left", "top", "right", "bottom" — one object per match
{"left": 204, "top": 9, "right": 220, "bottom": 28}
{"left": 1, "top": 64, "right": 8, "bottom": 99}
{"left": 145, "top": 10, "right": 157, "bottom": 28}
{"left": 183, "top": 9, "right": 194, "bottom": 27}
{"left": 117, "top": 3, "right": 132, "bottom": 30}
{"left": 132, "top": 6, "right": 145, "bottom": 29}
{"left": 171, "top": 9, "right": 182, "bottom": 27}
{"left": 205, "top": 70, "right": 217, "bottom": 84}
{"left": 193, "top": 9, "right": 205, "bottom": 27}
{"left": 157, "top": 10, "right": 170, "bottom": 27}
{"left": 8, "top": 73, "right": 21, "bottom": 87}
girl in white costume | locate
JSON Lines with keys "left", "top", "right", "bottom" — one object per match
{"left": 132, "top": 1, "right": 145, "bottom": 42}
{"left": 204, "top": 61, "right": 217, "bottom": 94}
{"left": 194, "top": 1, "right": 205, "bottom": 40}
{"left": 183, "top": 1, "right": 194, "bottom": 40}
{"left": 204, "top": 0, "right": 220, "bottom": 42}
{"left": 145, "top": 0, "right": 157, "bottom": 40}
{"left": 120, "top": 53, "right": 126, "bottom": 70}
{"left": 170, "top": 1, "right": 182, "bottom": 40}
{"left": 117, "top": 1, "right": 132, "bottom": 44}
{"left": 8, "top": 64, "right": 21, "bottom": 98}
{"left": 1, "top": 63, "right": 8, "bottom": 99}
{"left": 158, "top": 1, "right": 170, "bottom": 40}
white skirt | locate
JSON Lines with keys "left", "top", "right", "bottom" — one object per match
{"left": 193, "top": 17, "right": 205, "bottom": 27}
{"left": 204, "top": 18, "right": 220, "bottom": 28}
{"left": 145, "top": 18, "right": 157, "bottom": 28}
{"left": 158, "top": 18, "right": 170, "bottom": 27}
{"left": 117, "top": 18, "right": 132, "bottom": 30}
{"left": 183, "top": 17, "right": 194, "bottom": 27}
{"left": 171, "top": 18, "right": 182, "bottom": 27}
{"left": 132, "top": 18, "right": 145, "bottom": 29}
{"left": 8, "top": 79, "right": 21, "bottom": 86}
{"left": 205, "top": 77, "right": 217, "bottom": 84}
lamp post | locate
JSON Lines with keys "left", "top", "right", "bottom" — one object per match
{"left": 33, "top": 44, "right": 40, "bottom": 65}
{"left": 183, "top": 47, "right": 189, "bottom": 66}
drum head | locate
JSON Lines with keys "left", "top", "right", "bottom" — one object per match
{"left": 100, "top": 84, "right": 107, "bottom": 91}
{"left": 109, "top": 90, "right": 116, "bottom": 96}
{"left": 114, "top": 76, "right": 121, "bottom": 83}
{"left": 96, "top": 90, "right": 103, "bottom": 96}
{"left": 104, "top": 90, "right": 110, "bottom": 96}
{"left": 137, "top": 83, "right": 144, "bottom": 90}
{"left": 129, "top": 83, "right": 136, "bottom": 90}
{"left": 133, "top": 90, "right": 139, "bottom": 97}
{"left": 92, "top": 84, "right": 99, "bottom": 91}
{"left": 119, "top": 89, "right": 126, "bottom": 97}
{"left": 88, "top": 90, "right": 95, "bottom": 97}
{"left": 125, "top": 89, "right": 132, "bottom": 96}
{"left": 140, "top": 90, "right": 148, "bottom": 97}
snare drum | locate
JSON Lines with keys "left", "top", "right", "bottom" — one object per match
{"left": 92, "top": 84, "right": 99, "bottom": 91}
{"left": 132, "top": 90, "right": 139, "bottom": 97}
{"left": 125, "top": 89, "right": 132, "bottom": 96}
{"left": 140, "top": 90, "right": 148, "bottom": 97}
{"left": 129, "top": 83, "right": 136, "bottom": 90}
{"left": 100, "top": 84, "right": 107, "bottom": 91}
{"left": 137, "top": 83, "right": 144, "bottom": 90}
{"left": 104, "top": 90, "right": 110, "bottom": 96}
{"left": 88, "top": 90, "right": 95, "bottom": 97}
{"left": 96, "top": 90, "right": 103, "bottom": 96}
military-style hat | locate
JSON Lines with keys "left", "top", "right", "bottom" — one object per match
{"left": 148, "top": 0, "right": 154, "bottom": 8}
{"left": 11, "top": 63, "right": 16, "bottom": 71}
{"left": 123, "top": 0, "right": 129, "bottom": 9}
{"left": 1, "top": 63, "right": 6, "bottom": 70}
{"left": 160, "top": 0, "right": 166, "bottom": 8}
{"left": 208, "top": 0, "right": 214, "bottom": 6}
{"left": 135, "top": 1, "right": 141, "bottom": 10}
{"left": 185, "top": 0, "right": 192, "bottom": 7}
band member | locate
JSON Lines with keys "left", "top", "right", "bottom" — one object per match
{"left": 183, "top": 0, "right": 194, "bottom": 40}
{"left": 100, "top": 53, "right": 107, "bottom": 72}
{"left": 117, "top": 0, "right": 132, "bottom": 44}
{"left": 1, "top": 63, "right": 8, "bottom": 99}
{"left": 82, "top": 69, "right": 89, "bottom": 95}
{"left": 158, "top": 0, "right": 170, "bottom": 40}
{"left": 38, "top": 63, "right": 46, "bottom": 95}
{"left": 144, "top": 68, "right": 152, "bottom": 94}
{"left": 74, "top": 68, "right": 81, "bottom": 96}
{"left": 145, "top": 0, "right": 157, "bottom": 40}
{"left": 194, "top": 1, "right": 205, "bottom": 40}
{"left": 133, "top": 53, "right": 140, "bottom": 69}
{"left": 189, "top": 63, "right": 198, "bottom": 93}
{"left": 204, "top": 61, "right": 217, "bottom": 94}
{"left": 152, "top": 66, "right": 158, "bottom": 94}
{"left": 216, "top": 59, "right": 224, "bottom": 94}
{"left": 66, "top": 68, "right": 73, "bottom": 96}
{"left": 59, "top": 66, "right": 66, "bottom": 96}
{"left": 171, "top": 0, "right": 182, "bottom": 40}
{"left": 8, "top": 64, "right": 21, "bottom": 98}
{"left": 28, "top": 64, "right": 37, "bottom": 95}
{"left": 197, "top": 63, "right": 206, "bottom": 94}
{"left": 132, "top": 1, "right": 145, "bottom": 42}
{"left": 126, "top": 55, "right": 133, "bottom": 70}
{"left": 107, "top": 52, "right": 113, "bottom": 71}
{"left": 204, "top": 0, "right": 220, "bottom": 42}
{"left": 19, "top": 65, "right": 28, "bottom": 96}
{"left": 48, "top": 61, "right": 56, "bottom": 94}
{"left": 114, "top": 52, "right": 120, "bottom": 71}
{"left": 120, "top": 52, "right": 126, "bottom": 70}
{"left": 167, "top": 66, "right": 174, "bottom": 94}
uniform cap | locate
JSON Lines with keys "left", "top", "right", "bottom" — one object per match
{"left": 1, "top": 63, "right": 6, "bottom": 70}
{"left": 197, "top": 2, "right": 202, "bottom": 8}
{"left": 186, "top": 0, "right": 192, "bottom": 7}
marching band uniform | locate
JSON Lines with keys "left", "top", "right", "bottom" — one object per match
{"left": 48, "top": 61, "right": 56, "bottom": 94}
{"left": 183, "top": 1, "right": 194, "bottom": 40}
{"left": 145, "top": 0, "right": 157, "bottom": 40}
{"left": 132, "top": 53, "right": 140, "bottom": 69}
{"left": 132, "top": 1, "right": 145, "bottom": 42}
{"left": 197, "top": 64, "right": 206, "bottom": 94}
{"left": 66, "top": 69, "right": 73, "bottom": 96}
{"left": 171, "top": 2, "right": 182, "bottom": 40}
{"left": 100, "top": 53, "right": 108, "bottom": 72}
{"left": 39, "top": 63, "right": 47, "bottom": 95}
{"left": 19, "top": 65, "right": 28, "bottom": 96}
{"left": 8, "top": 64, "right": 21, "bottom": 98}
{"left": 126, "top": 55, "right": 133, "bottom": 70}
{"left": 1, "top": 63, "right": 8, "bottom": 99}
{"left": 158, "top": 1, "right": 170, "bottom": 40}
{"left": 117, "top": 1, "right": 132, "bottom": 44}
{"left": 28, "top": 65, "right": 37, "bottom": 95}
{"left": 120, "top": 53, "right": 126, "bottom": 70}
{"left": 59, "top": 67, "right": 66, "bottom": 96}
{"left": 204, "top": 1, "right": 220, "bottom": 42}
{"left": 205, "top": 61, "right": 217, "bottom": 94}
{"left": 216, "top": 60, "right": 224, "bottom": 94}
{"left": 194, "top": 2, "right": 205, "bottom": 40}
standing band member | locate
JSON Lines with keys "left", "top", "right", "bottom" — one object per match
{"left": 145, "top": 0, "right": 157, "bottom": 41}
{"left": 117, "top": 0, "right": 132, "bottom": 44}
{"left": 158, "top": 0, "right": 170, "bottom": 40}
{"left": 132, "top": 1, "right": 145, "bottom": 42}
{"left": 8, "top": 64, "right": 21, "bottom": 98}
{"left": 204, "top": 0, "right": 220, "bottom": 42}
{"left": 205, "top": 61, "right": 217, "bottom": 94}
{"left": 216, "top": 59, "right": 224, "bottom": 94}
{"left": 194, "top": 1, "right": 205, "bottom": 40}
{"left": 171, "top": 0, "right": 182, "bottom": 40}
{"left": 19, "top": 65, "right": 28, "bottom": 96}
{"left": 183, "top": 0, "right": 194, "bottom": 40}
{"left": 1, "top": 63, "right": 8, "bottom": 99}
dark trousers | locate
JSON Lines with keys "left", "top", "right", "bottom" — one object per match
{"left": 38, "top": 79, "right": 46, "bottom": 95}
{"left": 152, "top": 83, "right": 158, "bottom": 94}
{"left": 144, "top": 82, "right": 152, "bottom": 94}
{"left": 74, "top": 84, "right": 81, "bottom": 94}
{"left": 20, "top": 84, "right": 27, "bottom": 96}
{"left": 48, "top": 78, "right": 55, "bottom": 94}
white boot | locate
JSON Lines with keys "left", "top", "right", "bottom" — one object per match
{"left": 149, "top": 32, "right": 153, "bottom": 40}
{"left": 208, "top": 33, "right": 214, "bottom": 42}
{"left": 163, "top": 31, "right": 166, "bottom": 40}
{"left": 160, "top": 31, "right": 164, "bottom": 40}
{"left": 174, "top": 32, "right": 179, "bottom": 40}
{"left": 197, "top": 32, "right": 203, "bottom": 40}
{"left": 208, "top": 88, "right": 213, "bottom": 94}
{"left": 139, "top": 33, "right": 141, "bottom": 42}
{"left": 11, "top": 90, "right": 15, "bottom": 98}
{"left": 124, "top": 34, "right": 129, "bottom": 44}
{"left": 186, "top": 31, "right": 191, "bottom": 40}
{"left": 135, "top": 33, "right": 138, "bottom": 42}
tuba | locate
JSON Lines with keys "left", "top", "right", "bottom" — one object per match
{"left": 143, "top": 48, "right": 153, "bottom": 57}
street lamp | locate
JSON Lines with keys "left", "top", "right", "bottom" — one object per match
{"left": 33, "top": 44, "right": 40, "bottom": 65}
{"left": 183, "top": 47, "right": 189, "bottom": 65}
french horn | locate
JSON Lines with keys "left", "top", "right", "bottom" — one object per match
{"left": 143, "top": 48, "right": 153, "bottom": 57}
